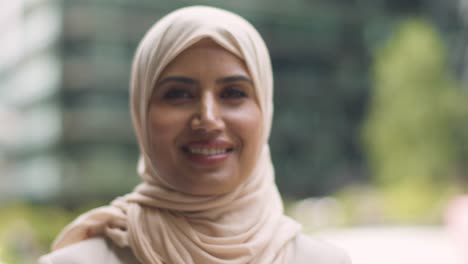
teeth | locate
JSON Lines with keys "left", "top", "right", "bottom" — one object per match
{"left": 188, "top": 148, "right": 229, "bottom": 155}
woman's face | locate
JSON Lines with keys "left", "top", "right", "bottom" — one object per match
{"left": 148, "top": 39, "right": 263, "bottom": 195}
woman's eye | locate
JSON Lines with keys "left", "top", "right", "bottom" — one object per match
{"left": 221, "top": 87, "right": 248, "bottom": 99}
{"left": 163, "top": 89, "right": 193, "bottom": 100}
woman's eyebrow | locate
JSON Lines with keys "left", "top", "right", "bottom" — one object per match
{"left": 156, "top": 76, "right": 198, "bottom": 86}
{"left": 216, "top": 75, "right": 253, "bottom": 84}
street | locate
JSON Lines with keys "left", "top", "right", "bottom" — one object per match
{"left": 316, "top": 226, "right": 463, "bottom": 264}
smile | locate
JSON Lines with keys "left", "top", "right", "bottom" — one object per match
{"left": 181, "top": 140, "right": 235, "bottom": 166}
{"left": 184, "top": 147, "right": 234, "bottom": 155}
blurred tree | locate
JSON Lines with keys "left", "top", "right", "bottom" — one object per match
{"left": 362, "top": 18, "right": 468, "bottom": 220}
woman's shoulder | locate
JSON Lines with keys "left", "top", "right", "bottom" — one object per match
{"left": 38, "top": 237, "right": 140, "bottom": 264}
{"left": 293, "top": 233, "right": 351, "bottom": 264}
{"left": 38, "top": 233, "right": 349, "bottom": 264}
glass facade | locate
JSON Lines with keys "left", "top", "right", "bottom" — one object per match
{"left": 0, "top": 0, "right": 62, "bottom": 202}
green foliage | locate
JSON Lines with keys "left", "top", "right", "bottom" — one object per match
{"left": 0, "top": 204, "right": 75, "bottom": 264}
{"left": 378, "top": 182, "right": 456, "bottom": 223}
{"left": 334, "top": 184, "right": 456, "bottom": 224}
{"left": 362, "top": 18, "right": 468, "bottom": 218}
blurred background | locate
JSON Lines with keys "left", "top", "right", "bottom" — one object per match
{"left": 1, "top": 0, "right": 468, "bottom": 263}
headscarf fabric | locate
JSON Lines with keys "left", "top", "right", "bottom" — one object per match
{"left": 52, "top": 6, "right": 301, "bottom": 264}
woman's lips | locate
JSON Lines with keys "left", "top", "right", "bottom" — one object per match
{"left": 181, "top": 140, "right": 234, "bottom": 166}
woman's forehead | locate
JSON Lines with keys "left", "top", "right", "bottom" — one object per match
{"left": 189, "top": 37, "right": 223, "bottom": 49}
{"left": 157, "top": 38, "right": 249, "bottom": 77}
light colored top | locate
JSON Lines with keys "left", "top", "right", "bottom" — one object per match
{"left": 39, "top": 234, "right": 351, "bottom": 264}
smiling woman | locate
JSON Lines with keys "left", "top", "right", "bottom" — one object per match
{"left": 38, "top": 6, "right": 350, "bottom": 264}
{"left": 148, "top": 39, "right": 262, "bottom": 195}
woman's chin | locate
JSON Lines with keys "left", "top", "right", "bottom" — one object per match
{"left": 173, "top": 169, "right": 241, "bottom": 196}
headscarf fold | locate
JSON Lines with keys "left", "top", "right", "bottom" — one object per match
{"left": 52, "top": 6, "right": 301, "bottom": 263}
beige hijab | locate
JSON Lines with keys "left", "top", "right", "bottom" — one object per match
{"left": 52, "top": 6, "right": 301, "bottom": 263}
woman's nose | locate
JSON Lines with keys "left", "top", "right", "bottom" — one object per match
{"left": 191, "top": 93, "right": 224, "bottom": 131}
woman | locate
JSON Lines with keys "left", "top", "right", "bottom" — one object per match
{"left": 39, "top": 6, "right": 350, "bottom": 264}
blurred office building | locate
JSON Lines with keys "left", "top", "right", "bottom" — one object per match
{"left": 0, "top": 0, "right": 141, "bottom": 204}
{"left": 0, "top": 0, "right": 463, "bottom": 205}
{"left": 0, "top": 1, "right": 63, "bottom": 202}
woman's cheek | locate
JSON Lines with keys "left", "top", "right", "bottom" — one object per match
{"left": 148, "top": 108, "right": 183, "bottom": 150}
{"left": 229, "top": 104, "right": 262, "bottom": 151}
